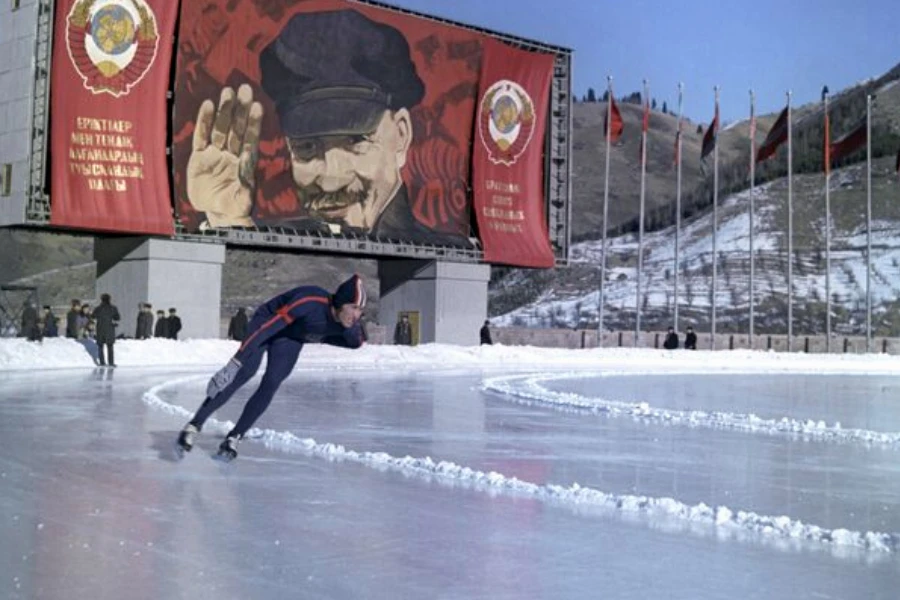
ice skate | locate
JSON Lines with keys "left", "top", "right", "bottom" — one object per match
{"left": 215, "top": 435, "right": 241, "bottom": 462}
{"left": 175, "top": 424, "right": 198, "bottom": 458}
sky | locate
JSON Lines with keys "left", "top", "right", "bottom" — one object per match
{"left": 387, "top": 0, "right": 900, "bottom": 123}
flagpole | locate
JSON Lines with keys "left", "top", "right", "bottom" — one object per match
{"left": 599, "top": 76, "right": 613, "bottom": 344}
{"left": 866, "top": 94, "right": 873, "bottom": 352}
{"left": 749, "top": 89, "right": 756, "bottom": 345}
{"left": 675, "top": 82, "right": 683, "bottom": 334}
{"left": 636, "top": 79, "right": 648, "bottom": 346}
{"left": 824, "top": 89, "right": 832, "bottom": 352}
{"left": 711, "top": 86, "right": 719, "bottom": 349}
{"left": 787, "top": 90, "right": 794, "bottom": 352}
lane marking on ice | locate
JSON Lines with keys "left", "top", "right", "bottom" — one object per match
{"left": 142, "top": 377, "right": 899, "bottom": 559}
{"left": 482, "top": 372, "right": 900, "bottom": 448}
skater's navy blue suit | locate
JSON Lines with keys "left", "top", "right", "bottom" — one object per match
{"left": 190, "top": 285, "right": 364, "bottom": 438}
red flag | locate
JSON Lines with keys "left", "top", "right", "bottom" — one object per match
{"left": 701, "top": 101, "right": 718, "bottom": 161}
{"left": 50, "top": 0, "right": 177, "bottom": 235}
{"left": 829, "top": 118, "right": 867, "bottom": 165}
{"left": 823, "top": 109, "right": 831, "bottom": 175}
{"left": 604, "top": 96, "right": 624, "bottom": 143}
{"left": 472, "top": 39, "right": 555, "bottom": 268}
{"left": 755, "top": 106, "right": 788, "bottom": 163}
{"left": 639, "top": 95, "right": 650, "bottom": 162}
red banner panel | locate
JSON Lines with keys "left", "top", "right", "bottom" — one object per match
{"left": 49, "top": 0, "right": 177, "bottom": 235}
{"left": 172, "top": 0, "right": 489, "bottom": 247}
{"left": 472, "top": 39, "right": 555, "bottom": 268}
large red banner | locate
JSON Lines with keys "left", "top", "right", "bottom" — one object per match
{"left": 50, "top": 0, "right": 176, "bottom": 235}
{"left": 473, "top": 39, "right": 555, "bottom": 268}
{"left": 172, "top": 0, "right": 483, "bottom": 247}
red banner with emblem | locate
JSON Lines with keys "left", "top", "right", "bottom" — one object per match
{"left": 472, "top": 39, "right": 555, "bottom": 268}
{"left": 49, "top": 0, "right": 176, "bottom": 235}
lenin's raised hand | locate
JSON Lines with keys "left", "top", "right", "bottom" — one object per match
{"left": 187, "top": 84, "right": 263, "bottom": 228}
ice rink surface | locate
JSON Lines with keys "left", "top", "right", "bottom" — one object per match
{"left": 2, "top": 354, "right": 900, "bottom": 599}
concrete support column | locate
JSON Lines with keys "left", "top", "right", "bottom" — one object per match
{"left": 94, "top": 238, "right": 226, "bottom": 339}
{"left": 378, "top": 259, "right": 490, "bottom": 346}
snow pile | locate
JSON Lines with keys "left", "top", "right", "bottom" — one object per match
{"left": 483, "top": 372, "right": 900, "bottom": 447}
{"left": 3, "top": 336, "right": 900, "bottom": 375}
{"left": 143, "top": 376, "right": 900, "bottom": 558}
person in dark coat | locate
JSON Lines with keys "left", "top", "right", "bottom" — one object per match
{"left": 167, "top": 308, "right": 182, "bottom": 340}
{"left": 66, "top": 300, "right": 81, "bottom": 338}
{"left": 154, "top": 309, "right": 168, "bottom": 339}
{"left": 480, "top": 320, "right": 493, "bottom": 345}
{"left": 92, "top": 293, "right": 121, "bottom": 367}
{"left": 393, "top": 314, "right": 412, "bottom": 345}
{"left": 41, "top": 306, "right": 58, "bottom": 338}
{"left": 684, "top": 326, "right": 698, "bottom": 350}
{"left": 663, "top": 326, "right": 679, "bottom": 350}
{"left": 177, "top": 274, "right": 367, "bottom": 460}
{"left": 21, "top": 302, "right": 38, "bottom": 340}
{"left": 79, "top": 304, "right": 93, "bottom": 339}
{"left": 227, "top": 307, "right": 249, "bottom": 341}
{"left": 136, "top": 303, "right": 154, "bottom": 339}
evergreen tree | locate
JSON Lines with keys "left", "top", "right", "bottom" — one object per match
{"left": 662, "top": 101, "right": 668, "bottom": 114}
{"left": 587, "top": 88, "right": 597, "bottom": 102}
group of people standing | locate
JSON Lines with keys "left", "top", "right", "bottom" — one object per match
{"left": 134, "top": 303, "right": 183, "bottom": 340}
{"left": 663, "top": 326, "right": 698, "bottom": 350}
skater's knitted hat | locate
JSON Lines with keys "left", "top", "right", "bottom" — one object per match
{"left": 332, "top": 274, "right": 366, "bottom": 309}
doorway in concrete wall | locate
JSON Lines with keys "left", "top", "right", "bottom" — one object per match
{"left": 399, "top": 311, "right": 420, "bottom": 346}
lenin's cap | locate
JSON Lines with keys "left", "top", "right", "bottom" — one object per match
{"left": 260, "top": 9, "right": 425, "bottom": 139}
{"left": 332, "top": 274, "right": 366, "bottom": 309}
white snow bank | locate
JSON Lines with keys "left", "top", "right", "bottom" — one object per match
{"left": 3, "top": 337, "right": 900, "bottom": 375}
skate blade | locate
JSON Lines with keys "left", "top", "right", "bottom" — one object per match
{"left": 173, "top": 442, "right": 191, "bottom": 461}
{"left": 213, "top": 450, "right": 237, "bottom": 463}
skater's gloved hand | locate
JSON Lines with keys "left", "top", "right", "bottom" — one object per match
{"left": 206, "top": 357, "right": 242, "bottom": 399}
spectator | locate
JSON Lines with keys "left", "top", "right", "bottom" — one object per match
{"left": 21, "top": 301, "right": 38, "bottom": 340}
{"left": 93, "top": 293, "right": 121, "bottom": 367}
{"left": 684, "top": 326, "right": 698, "bottom": 350}
{"left": 32, "top": 317, "right": 45, "bottom": 342}
{"left": 79, "top": 304, "right": 94, "bottom": 339}
{"left": 359, "top": 314, "right": 369, "bottom": 343}
{"left": 154, "top": 309, "right": 169, "bottom": 339}
{"left": 227, "top": 307, "right": 249, "bottom": 341}
{"left": 66, "top": 299, "right": 81, "bottom": 338}
{"left": 663, "top": 326, "right": 679, "bottom": 350}
{"left": 480, "top": 320, "right": 493, "bottom": 345}
{"left": 167, "top": 308, "right": 182, "bottom": 340}
{"left": 393, "top": 314, "right": 412, "bottom": 345}
{"left": 42, "top": 306, "right": 58, "bottom": 338}
{"left": 136, "top": 303, "right": 154, "bottom": 339}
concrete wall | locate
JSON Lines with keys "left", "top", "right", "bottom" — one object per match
{"left": 494, "top": 327, "right": 900, "bottom": 355}
{"left": 95, "top": 238, "right": 226, "bottom": 339}
{"left": 379, "top": 260, "right": 490, "bottom": 345}
{"left": 0, "top": 0, "right": 37, "bottom": 225}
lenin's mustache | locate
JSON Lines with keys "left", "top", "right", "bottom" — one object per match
{"left": 299, "top": 183, "right": 369, "bottom": 215}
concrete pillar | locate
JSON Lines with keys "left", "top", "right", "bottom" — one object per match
{"left": 378, "top": 259, "right": 490, "bottom": 346}
{"left": 94, "top": 238, "right": 226, "bottom": 339}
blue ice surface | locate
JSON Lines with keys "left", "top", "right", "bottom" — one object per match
{"left": 1, "top": 367, "right": 898, "bottom": 600}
